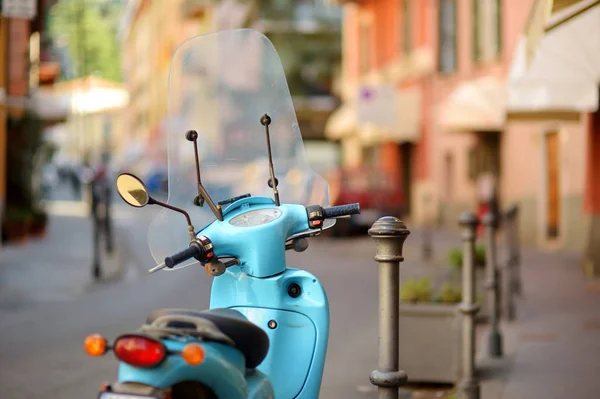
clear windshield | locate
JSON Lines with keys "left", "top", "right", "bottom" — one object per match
{"left": 147, "top": 29, "right": 332, "bottom": 267}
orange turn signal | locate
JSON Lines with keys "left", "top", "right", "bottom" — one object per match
{"left": 84, "top": 334, "right": 107, "bottom": 357}
{"left": 181, "top": 343, "right": 204, "bottom": 365}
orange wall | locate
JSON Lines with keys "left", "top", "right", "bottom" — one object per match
{"left": 342, "top": 0, "right": 535, "bottom": 197}
{"left": 7, "top": 19, "right": 30, "bottom": 99}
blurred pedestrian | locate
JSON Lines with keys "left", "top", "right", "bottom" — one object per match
{"left": 69, "top": 165, "right": 82, "bottom": 200}
{"left": 90, "top": 161, "right": 113, "bottom": 279}
{"left": 477, "top": 172, "right": 499, "bottom": 235}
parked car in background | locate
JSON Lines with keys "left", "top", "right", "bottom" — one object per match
{"left": 326, "top": 167, "right": 405, "bottom": 236}
{"left": 144, "top": 164, "right": 168, "bottom": 194}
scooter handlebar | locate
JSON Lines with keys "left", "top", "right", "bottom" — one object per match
{"left": 164, "top": 243, "right": 203, "bottom": 269}
{"left": 322, "top": 203, "right": 361, "bottom": 219}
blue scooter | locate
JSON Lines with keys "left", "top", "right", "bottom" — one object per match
{"left": 84, "top": 29, "right": 361, "bottom": 399}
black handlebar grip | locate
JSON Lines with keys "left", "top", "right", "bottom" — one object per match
{"left": 322, "top": 203, "right": 361, "bottom": 219}
{"left": 164, "top": 244, "right": 202, "bottom": 269}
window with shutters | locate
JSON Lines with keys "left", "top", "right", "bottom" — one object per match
{"left": 438, "top": 0, "right": 457, "bottom": 73}
{"left": 473, "top": 0, "right": 502, "bottom": 63}
{"left": 360, "top": 22, "right": 370, "bottom": 75}
{"left": 402, "top": 0, "right": 412, "bottom": 55}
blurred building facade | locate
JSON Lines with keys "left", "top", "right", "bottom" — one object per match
{"left": 119, "top": 0, "right": 213, "bottom": 173}
{"left": 1, "top": 0, "right": 66, "bottom": 243}
{"left": 119, "top": 0, "right": 343, "bottom": 175}
{"left": 46, "top": 76, "right": 128, "bottom": 166}
{"left": 325, "top": 0, "right": 438, "bottom": 222}
{"left": 330, "top": 0, "right": 600, "bottom": 273}
{"left": 504, "top": 0, "right": 600, "bottom": 276}
{"left": 252, "top": 0, "right": 343, "bottom": 174}
{"left": 328, "top": 0, "right": 534, "bottom": 225}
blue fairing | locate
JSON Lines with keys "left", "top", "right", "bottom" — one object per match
{"left": 210, "top": 267, "right": 329, "bottom": 399}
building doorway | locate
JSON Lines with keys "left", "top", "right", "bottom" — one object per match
{"left": 545, "top": 131, "right": 560, "bottom": 239}
{"left": 471, "top": 131, "right": 502, "bottom": 230}
{"left": 398, "top": 142, "right": 414, "bottom": 215}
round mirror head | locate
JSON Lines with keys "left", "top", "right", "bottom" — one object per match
{"left": 116, "top": 173, "right": 150, "bottom": 208}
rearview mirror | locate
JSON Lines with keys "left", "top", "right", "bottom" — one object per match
{"left": 116, "top": 173, "right": 150, "bottom": 208}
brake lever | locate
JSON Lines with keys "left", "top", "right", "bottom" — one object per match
{"left": 149, "top": 262, "right": 167, "bottom": 274}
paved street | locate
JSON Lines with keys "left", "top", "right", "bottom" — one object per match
{"left": 0, "top": 199, "right": 599, "bottom": 399}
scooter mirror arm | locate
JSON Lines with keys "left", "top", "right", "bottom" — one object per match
{"left": 148, "top": 197, "right": 197, "bottom": 241}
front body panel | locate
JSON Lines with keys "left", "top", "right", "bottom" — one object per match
{"left": 211, "top": 267, "right": 329, "bottom": 399}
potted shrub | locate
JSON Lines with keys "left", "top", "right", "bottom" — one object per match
{"left": 447, "top": 245, "right": 489, "bottom": 323}
{"left": 398, "top": 278, "right": 463, "bottom": 384}
{"left": 2, "top": 208, "right": 33, "bottom": 244}
{"left": 29, "top": 208, "right": 49, "bottom": 238}
{"left": 5, "top": 111, "right": 51, "bottom": 240}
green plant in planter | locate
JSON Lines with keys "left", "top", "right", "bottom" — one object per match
{"left": 29, "top": 208, "right": 49, "bottom": 237}
{"left": 4, "top": 208, "right": 34, "bottom": 223}
{"left": 400, "top": 277, "right": 433, "bottom": 304}
{"left": 2, "top": 208, "right": 34, "bottom": 243}
{"left": 474, "top": 244, "right": 486, "bottom": 267}
{"left": 476, "top": 293, "right": 483, "bottom": 304}
{"left": 448, "top": 247, "right": 463, "bottom": 271}
{"left": 447, "top": 245, "right": 487, "bottom": 270}
{"left": 437, "top": 282, "right": 462, "bottom": 304}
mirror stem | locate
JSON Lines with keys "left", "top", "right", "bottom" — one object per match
{"left": 148, "top": 198, "right": 197, "bottom": 241}
{"left": 261, "top": 114, "right": 280, "bottom": 206}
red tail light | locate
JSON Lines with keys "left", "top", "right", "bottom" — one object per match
{"left": 114, "top": 334, "right": 167, "bottom": 368}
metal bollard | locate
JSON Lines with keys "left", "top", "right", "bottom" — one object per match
{"left": 422, "top": 193, "right": 433, "bottom": 262}
{"left": 510, "top": 204, "right": 522, "bottom": 296}
{"left": 483, "top": 212, "right": 503, "bottom": 357}
{"left": 422, "top": 226, "right": 433, "bottom": 262}
{"left": 458, "top": 212, "right": 481, "bottom": 399}
{"left": 502, "top": 206, "right": 517, "bottom": 321}
{"left": 369, "top": 216, "right": 410, "bottom": 399}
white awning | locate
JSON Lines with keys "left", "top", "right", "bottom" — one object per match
{"left": 357, "top": 85, "right": 421, "bottom": 144}
{"left": 507, "top": 0, "right": 600, "bottom": 113}
{"left": 29, "top": 89, "right": 71, "bottom": 122}
{"left": 440, "top": 76, "right": 507, "bottom": 132}
{"left": 324, "top": 104, "right": 356, "bottom": 140}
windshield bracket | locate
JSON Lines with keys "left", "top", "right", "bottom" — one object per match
{"left": 261, "top": 113, "right": 281, "bottom": 206}
{"left": 186, "top": 129, "right": 224, "bottom": 221}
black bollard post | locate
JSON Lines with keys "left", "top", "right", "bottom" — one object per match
{"left": 104, "top": 176, "right": 114, "bottom": 254}
{"left": 483, "top": 212, "right": 503, "bottom": 357}
{"left": 502, "top": 205, "right": 517, "bottom": 321}
{"left": 458, "top": 211, "right": 480, "bottom": 399}
{"left": 511, "top": 204, "right": 522, "bottom": 296}
{"left": 422, "top": 193, "right": 433, "bottom": 262}
{"left": 91, "top": 183, "right": 102, "bottom": 280}
{"left": 369, "top": 217, "right": 410, "bottom": 399}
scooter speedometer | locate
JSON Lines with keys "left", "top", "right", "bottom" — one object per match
{"left": 229, "top": 208, "right": 283, "bottom": 227}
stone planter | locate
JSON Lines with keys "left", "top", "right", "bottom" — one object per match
{"left": 399, "top": 303, "right": 462, "bottom": 384}
{"left": 2, "top": 220, "right": 31, "bottom": 245}
{"left": 28, "top": 216, "right": 48, "bottom": 239}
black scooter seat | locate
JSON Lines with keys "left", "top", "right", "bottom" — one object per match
{"left": 146, "top": 308, "right": 269, "bottom": 369}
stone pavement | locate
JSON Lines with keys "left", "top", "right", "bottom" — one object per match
{"left": 366, "top": 226, "right": 600, "bottom": 399}
{"left": 472, "top": 247, "right": 600, "bottom": 399}
{"left": 0, "top": 202, "right": 148, "bottom": 307}
{"left": 1, "top": 209, "right": 598, "bottom": 398}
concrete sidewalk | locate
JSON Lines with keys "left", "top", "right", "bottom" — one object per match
{"left": 473, "top": 247, "right": 600, "bottom": 399}
{"left": 0, "top": 209, "right": 143, "bottom": 308}
{"left": 365, "top": 225, "right": 600, "bottom": 399}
